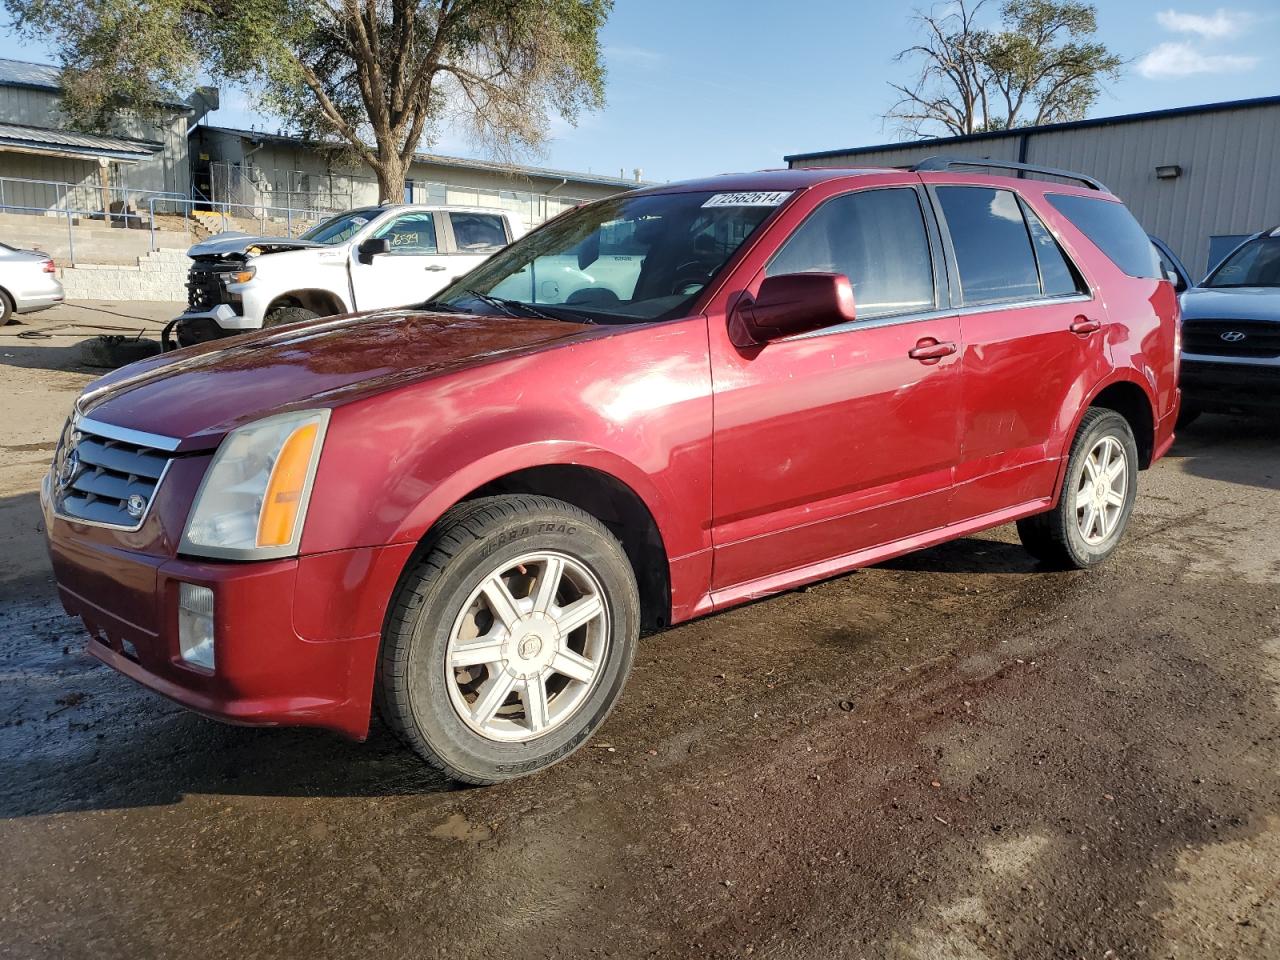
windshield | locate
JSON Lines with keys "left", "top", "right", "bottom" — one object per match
{"left": 299, "top": 209, "right": 378, "bottom": 245}
{"left": 1205, "top": 236, "right": 1280, "bottom": 288}
{"left": 429, "top": 190, "right": 788, "bottom": 324}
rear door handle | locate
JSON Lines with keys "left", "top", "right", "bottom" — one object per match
{"left": 424, "top": 264, "right": 447, "bottom": 272}
{"left": 908, "top": 339, "right": 958, "bottom": 363}
{"left": 1070, "top": 316, "right": 1102, "bottom": 335}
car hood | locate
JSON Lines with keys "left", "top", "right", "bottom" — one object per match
{"left": 186, "top": 233, "right": 326, "bottom": 259}
{"left": 1180, "top": 286, "right": 1280, "bottom": 323}
{"left": 78, "top": 309, "right": 596, "bottom": 450}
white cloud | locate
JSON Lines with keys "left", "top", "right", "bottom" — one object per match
{"left": 603, "top": 45, "right": 664, "bottom": 69}
{"left": 1136, "top": 40, "right": 1259, "bottom": 78}
{"left": 1155, "top": 8, "right": 1254, "bottom": 39}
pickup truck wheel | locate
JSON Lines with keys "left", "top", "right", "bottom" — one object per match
{"left": 377, "top": 495, "right": 640, "bottom": 784}
{"left": 1016, "top": 408, "right": 1139, "bottom": 569}
{"left": 263, "top": 305, "right": 319, "bottom": 327}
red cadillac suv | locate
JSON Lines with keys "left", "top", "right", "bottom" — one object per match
{"left": 43, "top": 160, "right": 1180, "bottom": 783}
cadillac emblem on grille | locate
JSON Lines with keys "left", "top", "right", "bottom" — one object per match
{"left": 57, "top": 447, "right": 81, "bottom": 491}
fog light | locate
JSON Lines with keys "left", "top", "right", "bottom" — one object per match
{"left": 178, "top": 583, "right": 215, "bottom": 669}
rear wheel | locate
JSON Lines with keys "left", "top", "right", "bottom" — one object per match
{"left": 377, "top": 495, "right": 640, "bottom": 784}
{"left": 0, "top": 289, "right": 14, "bottom": 325}
{"left": 263, "top": 305, "right": 319, "bottom": 327}
{"left": 1017, "top": 408, "right": 1139, "bottom": 569}
{"left": 1175, "top": 403, "right": 1201, "bottom": 430}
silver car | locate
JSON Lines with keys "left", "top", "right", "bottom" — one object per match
{"left": 0, "top": 241, "right": 64, "bottom": 324}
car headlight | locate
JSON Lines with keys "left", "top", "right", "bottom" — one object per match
{"left": 180, "top": 409, "right": 330, "bottom": 559}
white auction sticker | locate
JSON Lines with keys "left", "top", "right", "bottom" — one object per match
{"left": 701, "top": 191, "right": 793, "bottom": 208}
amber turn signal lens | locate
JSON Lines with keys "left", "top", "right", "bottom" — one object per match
{"left": 255, "top": 422, "right": 319, "bottom": 547}
{"left": 229, "top": 268, "right": 255, "bottom": 284}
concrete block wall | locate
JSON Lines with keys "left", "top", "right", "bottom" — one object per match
{"left": 58, "top": 247, "right": 190, "bottom": 302}
{"left": 0, "top": 212, "right": 192, "bottom": 266}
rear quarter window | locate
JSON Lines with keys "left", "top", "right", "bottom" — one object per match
{"left": 1046, "top": 194, "right": 1161, "bottom": 279}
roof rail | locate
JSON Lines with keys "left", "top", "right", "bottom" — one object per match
{"left": 911, "top": 156, "right": 1110, "bottom": 193}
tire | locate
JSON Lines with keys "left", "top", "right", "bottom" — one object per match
{"left": 0, "top": 289, "right": 14, "bottom": 326}
{"left": 1016, "top": 408, "right": 1139, "bottom": 569}
{"left": 1175, "top": 403, "right": 1201, "bottom": 430}
{"left": 262, "top": 305, "right": 319, "bottom": 328}
{"left": 377, "top": 495, "right": 640, "bottom": 785}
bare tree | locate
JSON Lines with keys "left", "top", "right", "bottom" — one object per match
{"left": 887, "top": 0, "right": 1123, "bottom": 138}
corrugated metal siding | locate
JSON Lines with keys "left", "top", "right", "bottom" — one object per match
{"left": 786, "top": 103, "right": 1280, "bottom": 276}
{"left": 0, "top": 86, "right": 190, "bottom": 200}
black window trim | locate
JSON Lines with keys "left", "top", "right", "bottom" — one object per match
{"left": 760, "top": 183, "right": 948, "bottom": 328}
{"left": 925, "top": 183, "right": 1097, "bottom": 309}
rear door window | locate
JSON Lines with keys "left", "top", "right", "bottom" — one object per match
{"left": 1020, "top": 201, "right": 1087, "bottom": 297}
{"left": 449, "top": 213, "right": 510, "bottom": 253}
{"left": 935, "top": 187, "right": 1041, "bottom": 305}
{"left": 766, "top": 187, "right": 935, "bottom": 320}
{"left": 1045, "top": 194, "right": 1161, "bottom": 279}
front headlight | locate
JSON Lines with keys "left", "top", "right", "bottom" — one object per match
{"left": 180, "top": 409, "right": 330, "bottom": 559}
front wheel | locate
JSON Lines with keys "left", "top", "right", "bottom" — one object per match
{"left": 1017, "top": 408, "right": 1139, "bottom": 569}
{"left": 263, "top": 305, "right": 319, "bottom": 328}
{"left": 377, "top": 495, "right": 640, "bottom": 784}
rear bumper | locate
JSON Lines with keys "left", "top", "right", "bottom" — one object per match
{"left": 1181, "top": 356, "right": 1280, "bottom": 413}
{"left": 14, "top": 277, "right": 65, "bottom": 313}
{"left": 43, "top": 491, "right": 415, "bottom": 739}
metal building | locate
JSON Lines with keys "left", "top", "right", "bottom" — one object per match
{"left": 785, "top": 96, "right": 1280, "bottom": 278}
{"left": 191, "top": 125, "right": 644, "bottom": 231}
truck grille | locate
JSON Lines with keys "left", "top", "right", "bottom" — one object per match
{"left": 50, "top": 418, "right": 175, "bottom": 530}
{"left": 1183, "top": 319, "right": 1280, "bottom": 359}
{"left": 185, "top": 261, "right": 234, "bottom": 311}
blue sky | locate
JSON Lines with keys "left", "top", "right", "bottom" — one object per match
{"left": 6, "top": 1, "right": 1278, "bottom": 183}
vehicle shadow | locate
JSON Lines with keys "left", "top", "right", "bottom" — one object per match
{"left": 1172, "top": 413, "right": 1280, "bottom": 491}
{"left": 876, "top": 534, "right": 1041, "bottom": 576}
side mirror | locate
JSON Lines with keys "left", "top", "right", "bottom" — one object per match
{"left": 1163, "top": 264, "right": 1187, "bottom": 293}
{"left": 357, "top": 237, "right": 391, "bottom": 264}
{"left": 729, "top": 272, "right": 857, "bottom": 348}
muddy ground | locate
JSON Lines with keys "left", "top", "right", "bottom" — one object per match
{"left": 1, "top": 306, "right": 1278, "bottom": 959}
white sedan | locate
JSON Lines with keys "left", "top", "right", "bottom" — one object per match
{"left": 0, "top": 241, "right": 64, "bottom": 324}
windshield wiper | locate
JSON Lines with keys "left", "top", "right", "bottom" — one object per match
{"left": 417, "top": 299, "right": 469, "bottom": 313}
{"left": 463, "top": 290, "right": 591, "bottom": 324}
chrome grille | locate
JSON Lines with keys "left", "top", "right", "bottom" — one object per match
{"left": 50, "top": 417, "right": 176, "bottom": 530}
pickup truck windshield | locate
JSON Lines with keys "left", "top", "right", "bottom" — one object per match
{"left": 300, "top": 209, "right": 379, "bottom": 245}
{"left": 431, "top": 191, "right": 787, "bottom": 323}
{"left": 1205, "top": 236, "right": 1280, "bottom": 288}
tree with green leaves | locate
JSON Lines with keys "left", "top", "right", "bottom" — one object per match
{"left": 4, "top": 0, "right": 612, "bottom": 201}
{"left": 887, "top": 0, "right": 1123, "bottom": 138}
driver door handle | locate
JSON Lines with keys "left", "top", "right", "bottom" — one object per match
{"left": 424, "top": 264, "right": 447, "bottom": 272}
{"left": 1070, "top": 316, "right": 1102, "bottom": 335}
{"left": 908, "top": 339, "right": 958, "bottom": 363}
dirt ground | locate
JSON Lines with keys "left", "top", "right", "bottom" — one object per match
{"left": 1, "top": 305, "right": 1278, "bottom": 959}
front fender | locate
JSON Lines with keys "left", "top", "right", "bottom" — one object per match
{"left": 299, "top": 316, "right": 715, "bottom": 571}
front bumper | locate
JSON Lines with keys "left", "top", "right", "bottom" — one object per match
{"left": 1181, "top": 354, "right": 1280, "bottom": 413}
{"left": 42, "top": 486, "right": 415, "bottom": 739}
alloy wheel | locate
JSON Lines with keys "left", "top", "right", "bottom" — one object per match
{"left": 1075, "top": 435, "right": 1128, "bottom": 545}
{"left": 444, "top": 551, "right": 609, "bottom": 742}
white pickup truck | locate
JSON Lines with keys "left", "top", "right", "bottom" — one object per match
{"left": 170, "top": 204, "right": 524, "bottom": 346}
